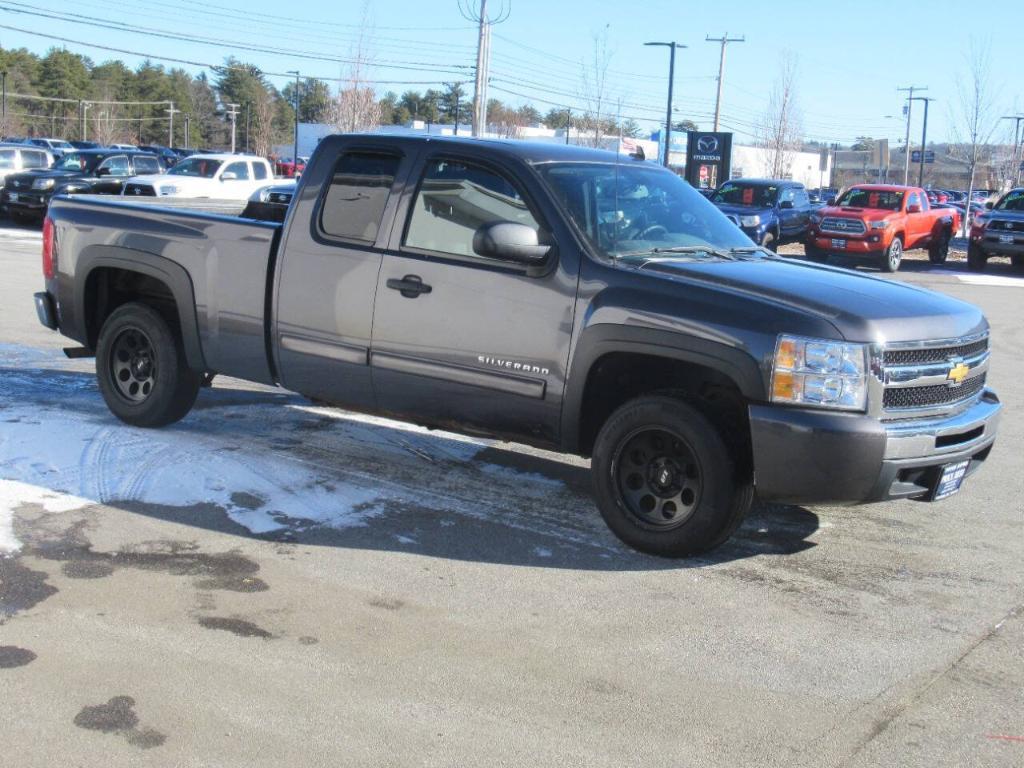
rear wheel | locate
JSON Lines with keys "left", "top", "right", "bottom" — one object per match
{"left": 967, "top": 243, "right": 987, "bottom": 273}
{"left": 880, "top": 237, "right": 903, "bottom": 272}
{"left": 591, "top": 396, "right": 753, "bottom": 557}
{"left": 95, "top": 302, "right": 202, "bottom": 427}
{"left": 928, "top": 230, "right": 950, "bottom": 264}
{"left": 1011, "top": 255, "right": 1024, "bottom": 269}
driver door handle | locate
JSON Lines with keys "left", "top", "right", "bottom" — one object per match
{"left": 386, "top": 275, "right": 432, "bottom": 298}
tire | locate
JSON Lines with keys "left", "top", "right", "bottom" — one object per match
{"left": 880, "top": 236, "right": 903, "bottom": 272}
{"left": 761, "top": 231, "right": 777, "bottom": 252}
{"left": 967, "top": 243, "right": 987, "bottom": 273}
{"left": 591, "top": 396, "right": 754, "bottom": 557}
{"left": 928, "top": 230, "right": 950, "bottom": 264}
{"left": 1011, "top": 255, "right": 1024, "bottom": 269}
{"left": 95, "top": 302, "right": 202, "bottom": 428}
{"left": 805, "top": 243, "right": 828, "bottom": 263}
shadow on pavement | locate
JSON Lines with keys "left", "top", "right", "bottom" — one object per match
{"left": 1, "top": 364, "right": 820, "bottom": 572}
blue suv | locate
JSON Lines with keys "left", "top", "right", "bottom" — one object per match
{"left": 710, "top": 178, "right": 814, "bottom": 251}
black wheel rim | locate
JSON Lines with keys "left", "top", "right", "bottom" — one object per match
{"left": 109, "top": 327, "right": 157, "bottom": 404}
{"left": 612, "top": 427, "right": 702, "bottom": 530}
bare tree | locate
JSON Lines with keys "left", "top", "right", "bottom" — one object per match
{"left": 578, "top": 27, "right": 613, "bottom": 148}
{"left": 90, "top": 85, "right": 125, "bottom": 146}
{"left": 757, "top": 52, "right": 802, "bottom": 178}
{"left": 326, "top": 1, "right": 382, "bottom": 134}
{"left": 949, "top": 39, "right": 1000, "bottom": 233}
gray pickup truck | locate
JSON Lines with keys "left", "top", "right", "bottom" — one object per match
{"left": 35, "top": 134, "right": 1002, "bottom": 556}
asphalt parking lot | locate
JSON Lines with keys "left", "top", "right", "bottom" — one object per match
{"left": 1, "top": 220, "right": 1022, "bottom": 767}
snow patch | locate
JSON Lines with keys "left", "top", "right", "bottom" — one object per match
{"left": 0, "top": 480, "right": 92, "bottom": 554}
{"left": 956, "top": 274, "right": 1024, "bottom": 287}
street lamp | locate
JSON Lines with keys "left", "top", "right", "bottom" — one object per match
{"left": 644, "top": 41, "right": 687, "bottom": 167}
{"left": 1001, "top": 115, "right": 1024, "bottom": 186}
{"left": 287, "top": 70, "right": 300, "bottom": 172}
{"left": 909, "top": 96, "right": 935, "bottom": 187}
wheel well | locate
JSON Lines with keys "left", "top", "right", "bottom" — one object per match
{"left": 577, "top": 352, "right": 752, "bottom": 474}
{"left": 83, "top": 267, "right": 180, "bottom": 349}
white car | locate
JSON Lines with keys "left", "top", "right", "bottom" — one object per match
{"left": 121, "top": 153, "right": 273, "bottom": 201}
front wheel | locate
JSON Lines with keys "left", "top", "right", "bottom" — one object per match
{"left": 880, "top": 237, "right": 903, "bottom": 272}
{"left": 95, "top": 302, "right": 202, "bottom": 427}
{"left": 805, "top": 243, "right": 828, "bottom": 263}
{"left": 967, "top": 243, "right": 987, "bottom": 273}
{"left": 1011, "top": 255, "right": 1024, "bottom": 269}
{"left": 591, "top": 396, "right": 753, "bottom": 557}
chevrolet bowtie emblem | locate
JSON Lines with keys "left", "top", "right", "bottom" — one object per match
{"left": 947, "top": 362, "right": 970, "bottom": 386}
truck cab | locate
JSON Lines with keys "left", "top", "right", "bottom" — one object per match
{"left": 709, "top": 178, "right": 813, "bottom": 250}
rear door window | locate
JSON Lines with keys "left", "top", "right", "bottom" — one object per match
{"left": 132, "top": 155, "right": 161, "bottom": 175}
{"left": 319, "top": 152, "right": 401, "bottom": 243}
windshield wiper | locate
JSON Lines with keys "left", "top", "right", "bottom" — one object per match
{"left": 728, "top": 246, "right": 777, "bottom": 258}
{"left": 617, "top": 245, "right": 738, "bottom": 261}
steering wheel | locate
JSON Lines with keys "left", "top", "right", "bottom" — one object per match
{"left": 637, "top": 224, "right": 669, "bottom": 240}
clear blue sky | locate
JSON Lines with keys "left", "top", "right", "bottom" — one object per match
{"left": 1, "top": 0, "right": 1020, "bottom": 146}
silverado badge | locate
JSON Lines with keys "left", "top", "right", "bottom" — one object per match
{"left": 947, "top": 361, "right": 970, "bottom": 387}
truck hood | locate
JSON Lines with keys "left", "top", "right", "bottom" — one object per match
{"left": 636, "top": 256, "right": 986, "bottom": 343}
{"left": 817, "top": 205, "right": 894, "bottom": 221}
{"left": 6, "top": 169, "right": 82, "bottom": 187}
{"left": 126, "top": 174, "right": 219, "bottom": 196}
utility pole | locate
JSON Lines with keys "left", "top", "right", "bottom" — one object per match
{"left": 165, "top": 101, "right": 180, "bottom": 148}
{"left": 897, "top": 85, "right": 926, "bottom": 185}
{"left": 999, "top": 114, "right": 1024, "bottom": 186}
{"left": 911, "top": 96, "right": 934, "bottom": 188}
{"left": 565, "top": 108, "right": 570, "bottom": 145}
{"left": 462, "top": 0, "right": 508, "bottom": 137}
{"left": 183, "top": 114, "right": 191, "bottom": 150}
{"left": 245, "top": 103, "right": 251, "bottom": 153}
{"left": 287, "top": 70, "right": 300, "bottom": 169}
{"left": 80, "top": 101, "right": 92, "bottom": 141}
{"left": 0, "top": 70, "right": 6, "bottom": 137}
{"left": 706, "top": 33, "right": 744, "bottom": 132}
{"left": 226, "top": 103, "right": 240, "bottom": 153}
{"left": 645, "top": 41, "right": 687, "bottom": 167}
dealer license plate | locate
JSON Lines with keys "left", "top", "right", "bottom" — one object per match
{"left": 999, "top": 234, "right": 1014, "bottom": 244}
{"left": 8, "top": 192, "right": 18, "bottom": 202}
{"left": 932, "top": 459, "right": 970, "bottom": 501}
{"left": 830, "top": 238, "right": 846, "bottom": 249}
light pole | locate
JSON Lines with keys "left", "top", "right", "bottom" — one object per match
{"left": 910, "top": 96, "right": 934, "bottom": 188}
{"left": 81, "top": 101, "right": 92, "bottom": 141}
{"left": 645, "top": 41, "right": 687, "bottom": 167}
{"left": 999, "top": 115, "right": 1024, "bottom": 188}
{"left": 226, "top": 103, "right": 240, "bottom": 153}
{"left": 165, "top": 101, "right": 180, "bottom": 148}
{"left": 897, "top": 85, "right": 927, "bottom": 185}
{"left": 287, "top": 70, "right": 300, "bottom": 170}
{"left": 183, "top": 114, "right": 191, "bottom": 150}
{"left": 1, "top": 70, "right": 8, "bottom": 136}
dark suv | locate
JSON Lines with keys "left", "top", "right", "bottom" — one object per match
{"left": 3, "top": 149, "right": 164, "bottom": 222}
{"left": 968, "top": 188, "right": 1024, "bottom": 271}
{"left": 710, "top": 179, "right": 814, "bottom": 250}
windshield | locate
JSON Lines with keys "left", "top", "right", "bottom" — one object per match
{"left": 995, "top": 190, "right": 1024, "bottom": 212}
{"left": 835, "top": 188, "right": 904, "bottom": 211}
{"left": 54, "top": 153, "right": 99, "bottom": 173}
{"left": 539, "top": 161, "right": 754, "bottom": 259}
{"left": 167, "top": 157, "right": 222, "bottom": 178}
{"left": 711, "top": 182, "right": 778, "bottom": 207}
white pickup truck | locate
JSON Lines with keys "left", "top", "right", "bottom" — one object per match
{"left": 121, "top": 153, "right": 274, "bottom": 201}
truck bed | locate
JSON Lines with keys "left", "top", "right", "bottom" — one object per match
{"left": 48, "top": 196, "right": 281, "bottom": 384}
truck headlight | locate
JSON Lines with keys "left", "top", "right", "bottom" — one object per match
{"left": 771, "top": 335, "right": 868, "bottom": 411}
{"left": 32, "top": 178, "right": 55, "bottom": 190}
{"left": 868, "top": 220, "right": 890, "bottom": 230}
{"left": 739, "top": 215, "right": 761, "bottom": 227}
{"left": 158, "top": 185, "right": 178, "bottom": 196}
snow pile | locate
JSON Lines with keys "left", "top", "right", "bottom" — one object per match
{"left": 0, "top": 480, "right": 92, "bottom": 554}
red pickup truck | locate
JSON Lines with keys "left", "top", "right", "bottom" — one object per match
{"left": 805, "top": 184, "right": 960, "bottom": 272}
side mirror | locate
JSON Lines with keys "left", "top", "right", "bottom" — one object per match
{"left": 907, "top": 203, "right": 922, "bottom": 213}
{"left": 95, "top": 167, "right": 111, "bottom": 177}
{"left": 984, "top": 201, "right": 993, "bottom": 209}
{"left": 221, "top": 171, "right": 238, "bottom": 181}
{"left": 473, "top": 221, "right": 551, "bottom": 264}
{"left": 779, "top": 200, "right": 794, "bottom": 209}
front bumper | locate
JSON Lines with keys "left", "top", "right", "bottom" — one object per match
{"left": 3, "top": 189, "right": 51, "bottom": 213}
{"left": 974, "top": 234, "right": 1024, "bottom": 258}
{"left": 749, "top": 389, "right": 1001, "bottom": 505}
{"left": 807, "top": 232, "right": 885, "bottom": 256}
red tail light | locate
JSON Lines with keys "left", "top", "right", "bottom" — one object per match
{"left": 42, "top": 215, "right": 56, "bottom": 279}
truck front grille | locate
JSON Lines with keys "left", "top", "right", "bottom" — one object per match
{"left": 986, "top": 219, "right": 1024, "bottom": 233}
{"left": 820, "top": 217, "right": 866, "bottom": 235}
{"left": 123, "top": 183, "right": 156, "bottom": 197}
{"left": 881, "top": 333, "right": 989, "bottom": 416}
{"left": 884, "top": 337, "right": 988, "bottom": 366}
{"left": 883, "top": 374, "right": 986, "bottom": 410}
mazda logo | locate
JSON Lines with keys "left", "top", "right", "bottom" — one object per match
{"left": 697, "top": 136, "right": 719, "bottom": 153}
